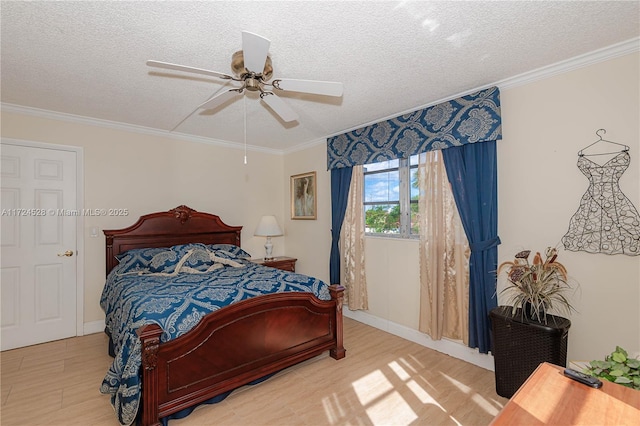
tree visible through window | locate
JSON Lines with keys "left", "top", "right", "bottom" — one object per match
{"left": 363, "top": 155, "right": 419, "bottom": 237}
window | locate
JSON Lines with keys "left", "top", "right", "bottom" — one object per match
{"left": 363, "top": 155, "right": 419, "bottom": 237}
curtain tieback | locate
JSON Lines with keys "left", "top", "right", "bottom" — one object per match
{"left": 470, "top": 236, "right": 501, "bottom": 252}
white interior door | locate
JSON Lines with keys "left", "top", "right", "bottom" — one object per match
{"left": 1, "top": 142, "right": 78, "bottom": 350}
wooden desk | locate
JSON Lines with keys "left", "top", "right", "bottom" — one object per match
{"left": 491, "top": 362, "right": 640, "bottom": 425}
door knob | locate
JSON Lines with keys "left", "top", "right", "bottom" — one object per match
{"left": 57, "top": 250, "right": 74, "bottom": 257}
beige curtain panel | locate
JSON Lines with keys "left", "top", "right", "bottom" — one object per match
{"left": 341, "top": 165, "right": 368, "bottom": 310}
{"left": 418, "top": 151, "right": 470, "bottom": 343}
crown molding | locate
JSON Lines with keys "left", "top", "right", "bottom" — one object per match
{"left": 326, "top": 37, "right": 639, "bottom": 140}
{"left": 496, "top": 37, "right": 639, "bottom": 90}
{"left": 0, "top": 102, "right": 283, "bottom": 156}
{"left": 282, "top": 137, "right": 327, "bottom": 155}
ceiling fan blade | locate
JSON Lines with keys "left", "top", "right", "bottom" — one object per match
{"left": 272, "top": 79, "right": 343, "bottom": 97}
{"left": 242, "top": 31, "right": 270, "bottom": 74}
{"left": 261, "top": 93, "right": 298, "bottom": 122}
{"left": 147, "top": 60, "right": 233, "bottom": 80}
{"left": 197, "top": 89, "right": 242, "bottom": 111}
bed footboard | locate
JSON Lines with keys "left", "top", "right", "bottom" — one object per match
{"left": 137, "top": 284, "right": 345, "bottom": 426}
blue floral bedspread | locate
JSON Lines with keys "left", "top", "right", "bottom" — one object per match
{"left": 99, "top": 244, "right": 329, "bottom": 426}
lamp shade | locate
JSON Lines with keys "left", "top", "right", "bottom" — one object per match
{"left": 254, "top": 215, "right": 283, "bottom": 237}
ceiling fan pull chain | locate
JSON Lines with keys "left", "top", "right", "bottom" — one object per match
{"left": 243, "top": 96, "right": 248, "bottom": 165}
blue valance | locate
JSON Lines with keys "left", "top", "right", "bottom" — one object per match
{"left": 327, "top": 86, "right": 502, "bottom": 170}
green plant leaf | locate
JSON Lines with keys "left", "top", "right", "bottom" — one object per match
{"left": 615, "top": 346, "right": 629, "bottom": 357}
{"left": 590, "top": 360, "right": 610, "bottom": 369}
{"left": 612, "top": 351, "right": 627, "bottom": 363}
{"left": 627, "top": 359, "right": 640, "bottom": 369}
{"left": 588, "top": 347, "right": 640, "bottom": 391}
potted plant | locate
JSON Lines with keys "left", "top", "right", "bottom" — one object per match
{"left": 497, "top": 247, "right": 576, "bottom": 323}
{"left": 584, "top": 346, "right": 640, "bottom": 390}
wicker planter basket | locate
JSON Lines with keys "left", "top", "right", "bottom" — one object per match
{"left": 490, "top": 306, "right": 571, "bottom": 398}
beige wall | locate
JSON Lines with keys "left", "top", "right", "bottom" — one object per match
{"left": 286, "top": 52, "right": 640, "bottom": 363}
{"left": 499, "top": 52, "right": 639, "bottom": 361}
{"left": 282, "top": 143, "right": 332, "bottom": 282}
{"left": 1, "top": 112, "right": 286, "bottom": 324}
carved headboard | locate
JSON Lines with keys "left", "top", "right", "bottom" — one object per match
{"left": 104, "top": 205, "right": 243, "bottom": 275}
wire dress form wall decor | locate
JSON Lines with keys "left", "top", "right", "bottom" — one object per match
{"left": 562, "top": 129, "right": 640, "bottom": 256}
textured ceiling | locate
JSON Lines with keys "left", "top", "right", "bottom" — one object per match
{"left": 1, "top": 1, "right": 639, "bottom": 151}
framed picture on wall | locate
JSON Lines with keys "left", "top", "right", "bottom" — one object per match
{"left": 291, "top": 171, "right": 317, "bottom": 220}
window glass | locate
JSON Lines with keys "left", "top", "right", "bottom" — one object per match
{"left": 364, "top": 156, "right": 419, "bottom": 237}
{"left": 409, "top": 155, "right": 419, "bottom": 235}
{"left": 364, "top": 170, "right": 399, "bottom": 203}
{"left": 364, "top": 159, "right": 399, "bottom": 172}
{"left": 364, "top": 204, "right": 400, "bottom": 234}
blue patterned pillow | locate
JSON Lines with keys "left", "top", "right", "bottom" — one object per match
{"left": 207, "top": 244, "right": 251, "bottom": 259}
{"left": 148, "top": 250, "right": 181, "bottom": 273}
{"left": 183, "top": 248, "right": 214, "bottom": 272}
{"left": 115, "top": 247, "right": 168, "bottom": 273}
{"left": 171, "top": 243, "right": 208, "bottom": 258}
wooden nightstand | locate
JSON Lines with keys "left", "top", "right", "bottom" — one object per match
{"left": 250, "top": 256, "right": 297, "bottom": 272}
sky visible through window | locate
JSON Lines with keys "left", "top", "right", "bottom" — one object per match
{"left": 364, "top": 159, "right": 399, "bottom": 205}
{"left": 364, "top": 158, "right": 419, "bottom": 206}
{"left": 365, "top": 172, "right": 400, "bottom": 203}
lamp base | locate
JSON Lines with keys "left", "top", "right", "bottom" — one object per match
{"left": 264, "top": 236, "right": 274, "bottom": 260}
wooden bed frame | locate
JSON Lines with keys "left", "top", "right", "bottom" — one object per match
{"left": 104, "top": 205, "right": 345, "bottom": 426}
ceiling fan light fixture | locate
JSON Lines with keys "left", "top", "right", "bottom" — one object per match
{"left": 231, "top": 51, "right": 273, "bottom": 80}
{"left": 244, "top": 77, "right": 262, "bottom": 92}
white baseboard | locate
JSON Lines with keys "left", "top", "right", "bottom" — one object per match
{"left": 83, "top": 319, "right": 105, "bottom": 335}
{"left": 344, "top": 308, "right": 495, "bottom": 371}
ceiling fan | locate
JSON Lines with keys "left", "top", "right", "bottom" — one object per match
{"left": 147, "top": 31, "right": 343, "bottom": 123}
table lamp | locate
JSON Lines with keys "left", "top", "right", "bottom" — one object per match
{"left": 254, "top": 215, "right": 283, "bottom": 260}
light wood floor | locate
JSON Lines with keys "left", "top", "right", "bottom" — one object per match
{"left": 1, "top": 318, "right": 508, "bottom": 425}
